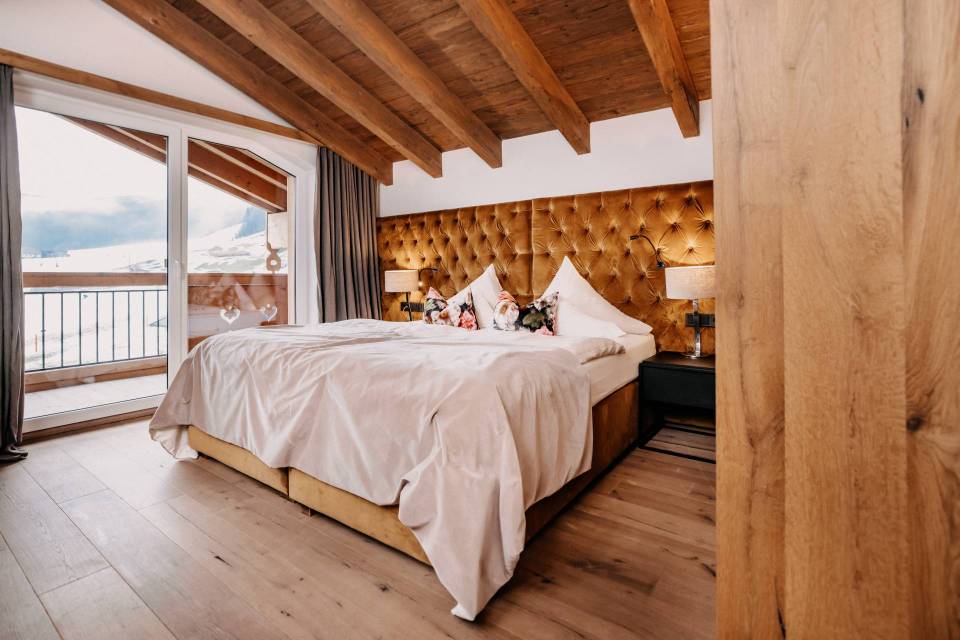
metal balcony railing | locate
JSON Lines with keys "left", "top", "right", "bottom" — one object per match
{"left": 23, "top": 272, "right": 168, "bottom": 374}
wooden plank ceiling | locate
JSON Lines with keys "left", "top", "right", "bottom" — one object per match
{"left": 107, "top": 0, "right": 710, "bottom": 181}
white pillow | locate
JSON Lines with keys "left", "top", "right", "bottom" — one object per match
{"left": 544, "top": 257, "right": 653, "bottom": 335}
{"left": 448, "top": 264, "right": 501, "bottom": 329}
{"left": 557, "top": 304, "right": 626, "bottom": 339}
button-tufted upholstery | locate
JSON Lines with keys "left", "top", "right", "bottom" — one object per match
{"left": 377, "top": 201, "right": 533, "bottom": 321}
{"left": 377, "top": 181, "right": 714, "bottom": 354}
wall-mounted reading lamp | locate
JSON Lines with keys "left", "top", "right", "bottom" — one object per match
{"left": 629, "top": 231, "right": 716, "bottom": 357}
{"left": 628, "top": 232, "right": 666, "bottom": 269}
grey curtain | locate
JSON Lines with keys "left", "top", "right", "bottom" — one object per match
{"left": 315, "top": 147, "right": 382, "bottom": 321}
{"left": 0, "top": 65, "right": 24, "bottom": 448}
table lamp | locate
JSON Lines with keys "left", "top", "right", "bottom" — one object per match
{"left": 665, "top": 265, "right": 716, "bottom": 358}
{"left": 384, "top": 269, "right": 419, "bottom": 321}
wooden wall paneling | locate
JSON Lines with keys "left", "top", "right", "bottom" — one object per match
{"left": 710, "top": 0, "right": 785, "bottom": 636}
{"left": 903, "top": 0, "right": 960, "bottom": 636}
{"left": 713, "top": 0, "right": 960, "bottom": 636}
{"left": 779, "top": 1, "right": 909, "bottom": 636}
{"left": 101, "top": 0, "right": 393, "bottom": 184}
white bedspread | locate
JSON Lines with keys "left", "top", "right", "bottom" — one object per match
{"left": 149, "top": 319, "right": 623, "bottom": 619}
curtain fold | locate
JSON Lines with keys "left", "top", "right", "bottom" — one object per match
{"left": 315, "top": 147, "right": 382, "bottom": 322}
{"left": 0, "top": 64, "right": 24, "bottom": 448}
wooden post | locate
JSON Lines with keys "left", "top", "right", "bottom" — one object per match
{"left": 713, "top": 0, "right": 959, "bottom": 636}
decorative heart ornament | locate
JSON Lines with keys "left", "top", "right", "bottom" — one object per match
{"left": 220, "top": 306, "right": 240, "bottom": 324}
{"left": 260, "top": 303, "right": 278, "bottom": 322}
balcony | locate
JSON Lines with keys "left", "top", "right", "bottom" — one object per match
{"left": 24, "top": 271, "right": 287, "bottom": 421}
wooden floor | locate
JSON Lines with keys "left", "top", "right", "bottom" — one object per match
{"left": 0, "top": 420, "right": 716, "bottom": 640}
{"left": 645, "top": 426, "right": 717, "bottom": 462}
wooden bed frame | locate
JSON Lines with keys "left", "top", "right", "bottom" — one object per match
{"left": 187, "top": 380, "right": 639, "bottom": 565}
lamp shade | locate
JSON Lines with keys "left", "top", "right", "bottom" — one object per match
{"left": 384, "top": 269, "right": 419, "bottom": 293}
{"left": 665, "top": 265, "right": 716, "bottom": 300}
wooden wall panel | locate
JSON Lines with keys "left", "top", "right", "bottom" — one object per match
{"left": 903, "top": 0, "right": 960, "bottom": 636}
{"left": 715, "top": 0, "right": 959, "bottom": 636}
{"left": 779, "top": 1, "right": 909, "bottom": 635}
{"left": 710, "top": 0, "right": 784, "bottom": 636}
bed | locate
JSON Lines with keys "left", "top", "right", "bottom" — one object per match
{"left": 150, "top": 319, "right": 655, "bottom": 619}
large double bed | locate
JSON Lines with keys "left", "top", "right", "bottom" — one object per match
{"left": 148, "top": 182, "right": 714, "bottom": 620}
{"left": 150, "top": 318, "right": 655, "bottom": 619}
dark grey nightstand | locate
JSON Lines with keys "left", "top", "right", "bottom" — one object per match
{"left": 638, "top": 351, "right": 716, "bottom": 445}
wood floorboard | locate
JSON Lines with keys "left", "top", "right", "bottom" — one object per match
{"left": 21, "top": 445, "right": 107, "bottom": 505}
{"left": 2, "top": 418, "right": 716, "bottom": 639}
{"left": 0, "top": 535, "right": 60, "bottom": 640}
{"left": 645, "top": 427, "right": 717, "bottom": 462}
{"left": 60, "top": 490, "right": 287, "bottom": 640}
{"left": 0, "top": 463, "right": 109, "bottom": 595}
{"left": 40, "top": 567, "right": 175, "bottom": 640}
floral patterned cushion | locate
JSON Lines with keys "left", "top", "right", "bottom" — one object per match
{"left": 492, "top": 291, "right": 558, "bottom": 335}
{"left": 423, "top": 287, "right": 478, "bottom": 330}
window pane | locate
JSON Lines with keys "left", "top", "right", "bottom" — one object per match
{"left": 18, "top": 107, "right": 168, "bottom": 419}
{"left": 186, "top": 138, "right": 292, "bottom": 349}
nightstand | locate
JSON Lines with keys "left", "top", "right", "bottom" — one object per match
{"left": 638, "top": 351, "right": 716, "bottom": 445}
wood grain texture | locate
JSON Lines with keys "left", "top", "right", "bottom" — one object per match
{"left": 903, "top": 0, "right": 960, "bottom": 635}
{"left": 1, "top": 417, "right": 716, "bottom": 638}
{"left": 172, "top": 0, "right": 709, "bottom": 162}
{"left": 627, "top": 0, "right": 700, "bottom": 137}
{"left": 101, "top": 0, "right": 393, "bottom": 183}
{"left": 304, "top": 0, "right": 503, "bottom": 168}
{"left": 0, "top": 47, "right": 310, "bottom": 143}
{"left": 780, "top": 1, "right": 909, "bottom": 636}
{"left": 41, "top": 567, "right": 175, "bottom": 640}
{"left": 0, "top": 464, "right": 109, "bottom": 595}
{"left": 0, "top": 537, "right": 60, "bottom": 640}
{"left": 710, "top": 0, "right": 785, "bottom": 636}
{"left": 21, "top": 445, "right": 106, "bottom": 504}
{"left": 454, "top": 0, "right": 591, "bottom": 154}
{"left": 61, "top": 489, "right": 287, "bottom": 640}
{"left": 188, "top": 426, "right": 289, "bottom": 494}
{"left": 195, "top": 0, "right": 442, "bottom": 177}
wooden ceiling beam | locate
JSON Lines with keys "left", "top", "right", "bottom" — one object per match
{"left": 455, "top": 0, "right": 590, "bottom": 155}
{"left": 305, "top": 0, "right": 502, "bottom": 169}
{"left": 627, "top": 0, "right": 700, "bottom": 137}
{"left": 195, "top": 0, "right": 441, "bottom": 178}
{"left": 101, "top": 0, "right": 394, "bottom": 184}
{"left": 187, "top": 141, "right": 287, "bottom": 211}
{"left": 0, "top": 48, "right": 312, "bottom": 144}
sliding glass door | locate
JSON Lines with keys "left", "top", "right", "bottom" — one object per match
{"left": 17, "top": 107, "right": 169, "bottom": 421}
{"left": 186, "top": 137, "right": 292, "bottom": 349}
{"left": 15, "top": 91, "right": 301, "bottom": 432}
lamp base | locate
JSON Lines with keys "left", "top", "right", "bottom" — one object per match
{"left": 682, "top": 351, "right": 709, "bottom": 359}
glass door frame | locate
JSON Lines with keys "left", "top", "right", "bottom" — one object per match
{"left": 15, "top": 73, "right": 316, "bottom": 433}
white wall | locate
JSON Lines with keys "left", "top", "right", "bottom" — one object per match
{"left": 380, "top": 101, "right": 713, "bottom": 216}
{"left": 0, "top": 0, "right": 285, "bottom": 125}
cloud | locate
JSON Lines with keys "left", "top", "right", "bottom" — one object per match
{"left": 23, "top": 196, "right": 166, "bottom": 255}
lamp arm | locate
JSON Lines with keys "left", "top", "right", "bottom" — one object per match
{"left": 628, "top": 232, "right": 666, "bottom": 268}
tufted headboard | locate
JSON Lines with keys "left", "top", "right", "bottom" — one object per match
{"left": 376, "top": 181, "right": 714, "bottom": 354}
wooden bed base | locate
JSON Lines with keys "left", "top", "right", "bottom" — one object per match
{"left": 187, "top": 380, "right": 639, "bottom": 566}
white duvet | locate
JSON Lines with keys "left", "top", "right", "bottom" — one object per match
{"left": 150, "top": 319, "right": 623, "bottom": 619}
